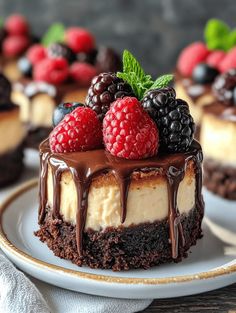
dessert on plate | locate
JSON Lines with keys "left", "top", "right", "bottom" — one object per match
{"left": 0, "top": 14, "right": 39, "bottom": 82}
{"left": 0, "top": 73, "right": 25, "bottom": 187}
{"left": 201, "top": 69, "right": 236, "bottom": 200}
{"left": 175, "top": 19, "right": 236, "bottom": 138}
{"left": 35, "top": 50, "right": 204, "bottom": 271}
{"left": 12, "top": 23, "right": 121, "bottom": 148}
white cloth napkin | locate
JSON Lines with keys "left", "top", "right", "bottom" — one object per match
{"left": 0, "top": 253, "right": 152, "bottom": 313}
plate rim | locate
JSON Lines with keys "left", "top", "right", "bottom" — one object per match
{"left": 0, "top": 178, "right": 236, "bottom": 285}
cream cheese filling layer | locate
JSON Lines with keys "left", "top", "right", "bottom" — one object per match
{"left": 46, "top": 166, "right": 196, "bottom": 231}
{"left": 0, "top": 109, "right": 26, "bottom": 154}
{"left": 201, "top": 113, "right": 236, "bottom": 166}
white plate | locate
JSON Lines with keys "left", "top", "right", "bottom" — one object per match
{"left": 0, "top": 179, "right": 236, "bottom": 299}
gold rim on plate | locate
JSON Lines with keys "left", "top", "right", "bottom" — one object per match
{"left": 0, "top": 178, "right": 235, "bottom": 285}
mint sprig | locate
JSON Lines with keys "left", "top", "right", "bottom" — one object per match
{"left": 117, "top": 50, "right": 173, "bottom": 100}
{"left": 204, "top": 19, "right": 236, "bottom": 51}
{"left": 41, "top": 23, "right": 65, "bottom": 47}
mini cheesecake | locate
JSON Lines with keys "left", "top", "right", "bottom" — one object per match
{"left": 201, "top": 70, "right": 236, "bottom": 199}
{"left": 0, "top": 104, "right": 25, "bottom": 187}
{"left": 12, "top": 36, "right": 121, "bottom": 149}
{"left": 35, "top": 51, "right": 204, "bottom": 271}
{"left": 35, "top": 139, "right": 204, "bottom": 271}
{"left": 12, "top": 80, "right": 88, "bottom": 148}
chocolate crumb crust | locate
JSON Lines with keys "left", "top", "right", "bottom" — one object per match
{"left": 0, "top": 143, "right": 24, "bottom": 187}
{"left": 204, "top": 158, "right": 236, "bottom": 200}
{"left": 35, "top": 206, "right": 203, "bottom": 271}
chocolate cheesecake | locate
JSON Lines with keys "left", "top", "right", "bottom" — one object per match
{"left": 201, "top": 70, "right": 236, "bottom": 199}
{"left": 35, "top": 50, "right": 204, "bottom": 271}
{"left": 0, "top": 74, "right": 26, "bottom": 187}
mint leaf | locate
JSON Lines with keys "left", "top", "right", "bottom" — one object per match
{"left": 41, "top": 23, "right": 65, "bottom": 46}
{"left": 118, "top": 50, "right": 153, "bottom": 99}
{"left": 148, "top": 74, "right": 173, "bottom": 91}
{"left": 122, "top": 50, "right": 146, "bottom": 80}
{"left": 204, "top": 19, "right": 230, "bottom": 51}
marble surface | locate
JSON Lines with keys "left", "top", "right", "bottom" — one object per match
{"left": 0, "top": 0, "right": 236, "bottom": 76}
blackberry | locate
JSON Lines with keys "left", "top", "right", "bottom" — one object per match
{"left": 95, "top": 47, "right": 122, "bottom": 73}
{"left": 85, "top": 72, "right": 134, "bottom": 120}
{"left": 213, "top": 69, "right": 236, "bottom": 105}
{"left": 47, "top": 43, "right": 76, "bottom": 64}
{"left": 142, "top": 87, "right": 195, "bottom": 153}
{"left": 53, "top": 102, "right": 84, "bottom": 127}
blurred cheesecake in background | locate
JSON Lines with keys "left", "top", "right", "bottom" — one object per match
{"left": 201, "top": 69, "right": 236, "bottom": 200}
{"left": 175, "top": 19, "right": 236, "bottom": 139}
{"left": 12, "top": 23, "right": 121, "bottom": 148}
{"left": 0, "top": 73, "right": 26, "bottom": 187}
{"left": 0, "top": 14, "right": 39, "bottom": 82}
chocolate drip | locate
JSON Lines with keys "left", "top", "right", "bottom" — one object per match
{"left": 38, "top": 139, "right": 203, "bottom": 259}
{"left": 166, "top": 165, "right": 185, "bottom": 258}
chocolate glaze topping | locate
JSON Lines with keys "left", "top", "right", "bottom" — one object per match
{"left": 39, "top": 139, "right": 204, "bottom": 259}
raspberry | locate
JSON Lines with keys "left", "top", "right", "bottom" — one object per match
{"left": 47, "top": 43, "right": 76, "bottom": 64}
{"left": 219, "top": 47, "right": 236, "bottom": 73}
{"left": 206, "top": 50, "right": 226, "bottom": 70}
{"left": 213, "top": 69, "right": 236, "bottom": 105}
{"left": 86, "top": 72, "right": 134, "bottom": 120}
{"left": 103, "top": 97, "right": 158, "bottom": 159}
{"left": 5, "top": 14, "right": 29, "bottom": 36}
{"left": 142, "top": 88, "right": 195, "bottom": 153}
{"left": 2, "top": 35, "right": 29, "bottom": 57}
{"left": 49, "top": 107, "right": 103, "bottom": 153}
{"left": 65, "top": 27, "right": 95, "bottom": 53}
{"left": 70, "top": 62, "right": 97, "bottom": 87}
{"left": 27, "top": 44, "right": 46, "bottom": 65}
{"left": 177, "top": 42, "right": 209, "bottom": 77}
{"left": 33, "top": 58, "right": 69, "bottom": 84}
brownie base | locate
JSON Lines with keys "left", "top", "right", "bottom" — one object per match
{"left": 204, "top": 158, "right": 236, "bottom": 200}
{"left": 35, "top": 206, "right": 203, "bottom": 271}
{"left": 25, "top": 127, "right": 52, "bottom": 150}
{"left": 0, "top": 143, "right": 24, "bottom": 187}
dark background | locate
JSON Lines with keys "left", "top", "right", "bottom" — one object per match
{"left": 1, "top": 0, "right": 235, "bottom": 76}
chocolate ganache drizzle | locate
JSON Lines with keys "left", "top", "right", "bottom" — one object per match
{"left": 39, "top": 139, "right": 204, "bottom": 259}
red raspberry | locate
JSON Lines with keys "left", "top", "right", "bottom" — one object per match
{"left": 27, "top": 44, "right": 46, "bottom": 65}
{"left": 219, "top": 47, "right": 236, "bottom": 73}
{"left": 49, "top": 107, "right": 103, "bottom": 153}
{"left": 206, "top": 51, "right": 226, "bottom": 70}
{"left": 65, "top": 27, "right": 95, "bottom": 53}
{"left": 70, "top": 62, "right": 97, "bottom": 86}
{"left": 103, "top": 97, "right": 159, "bottom": 159}
{"left": 177, "top": 42, "right": 209, "bottom": 77}
{"left": 5, "top": 14, "right": 29, "bottom": 36}
{"left": 2, "top": 35, "right": 29, "bottom": 57}
{"left": 33, "top": 58, "right": 69, "bottom": 84}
